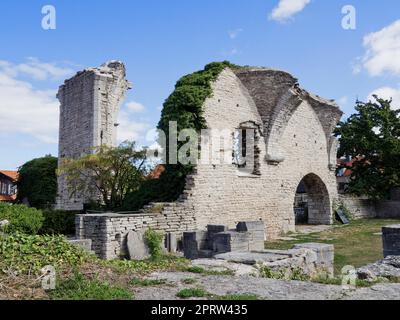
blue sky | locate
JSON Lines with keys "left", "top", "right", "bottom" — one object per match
{"left": 1, "top": 0, "right": 400, "bottom": 169}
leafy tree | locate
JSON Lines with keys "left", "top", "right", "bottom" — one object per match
{"left": 335, "top": 96, "right": 400, "bottom": 199}
{"left": 17, "top": 155, "right": 58, "bottom": 209}
{"left": 59, "top": 141, "right": 147, "bottom": 210}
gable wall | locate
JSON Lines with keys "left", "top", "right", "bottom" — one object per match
{"left": 182, "top": 69, "right": 338, "bottom": 238}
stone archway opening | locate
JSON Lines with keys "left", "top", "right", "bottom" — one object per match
{"left": 294, "top": 173, "right": 331, "bottom": 225}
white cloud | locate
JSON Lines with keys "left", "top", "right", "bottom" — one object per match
{"left": 126, "top": 101, "right": 145, "bottom": 113}
{"left": 361, "top": 20, "right": 400, "bottom": 76}
{"left": 368, "top": 86, "right": 400, "bottom": 110}
{"left": 269, "top": 0, "right": 311, "bottom": 22}
{"left": 117, "top": 101, "right": 151, "bottom": 142}
{"left": 0, "top": 57, "right": 74, "bottom": 81}
{"left": 116, "top": 110, "right": 151, "bottom": 143}
{"left": 0, "top": 58, "right": 76, "bottom": 144}
{"left": 0, "top": 72, "right": 59, "bottom": 143}
{"left": 228, "top": 28, "right": 243, "bottom": 39}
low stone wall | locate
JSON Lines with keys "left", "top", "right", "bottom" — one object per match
{"left": 376, "top": 201, "right": 400, "bottom": 219}
{"left": 339, "top": 196, "right": 400, "bottom": 219}
{"left": 338, "top": 196, "right": 377, "bottom": 219}
{"left": 75, "top": 202, "right": 196, "bottom": 260}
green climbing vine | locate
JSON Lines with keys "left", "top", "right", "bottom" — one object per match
{"left": 122, "top": 61, "right": 241, "bottom": 211}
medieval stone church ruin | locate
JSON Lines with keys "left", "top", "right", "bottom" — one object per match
{"left": 58, "top": 61, "right": 343, "bottom": 259}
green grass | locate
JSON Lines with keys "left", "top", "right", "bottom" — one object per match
{"left": 50, "top": 273, "right": 133, "bottom": 300}
{"left": 186, "top": 266, "right": 234, "bottom": 276}
{"left": 177, "top": 288, "right": 209, "bottom": 299}
{"left": 129, "top": 277, "right": 167, "bottom": 287}
{"left": 265, "top": 219, "right": 400, "bottom": 275}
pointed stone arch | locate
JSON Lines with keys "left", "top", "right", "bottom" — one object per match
{"left": 294, "top": 173, "right": 332, "bottom": 225}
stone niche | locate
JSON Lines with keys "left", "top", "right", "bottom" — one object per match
{"left": 183, "top": 221, "right": 265, "bottom": 259}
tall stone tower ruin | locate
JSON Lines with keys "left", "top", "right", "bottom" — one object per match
{"left": 56, "top": 61, "right": 131, "bottom": 211}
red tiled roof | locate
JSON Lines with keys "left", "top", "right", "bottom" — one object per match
{"left": 0, "top": 170, "right": 18, "bottom": 182}
{"left": 0, "top": 194, "right": 16, "bottom": 202}
{"left": 148, "top": 165, "right": 165, "bottom": 179}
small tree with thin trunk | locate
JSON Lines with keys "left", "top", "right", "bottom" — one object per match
{"left": 58, "top": 141, "right": 147, "bottom": 210}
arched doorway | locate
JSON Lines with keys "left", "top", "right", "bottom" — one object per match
{"left": 294, "top": 173, "right": 331, "bottom": 225}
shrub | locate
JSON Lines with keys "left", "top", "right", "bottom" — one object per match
{"left": 17, "top": 156, "right": 58, "bottom": 209}
{"left": 0, "top": 232, "right": 90, "bottom": 275}
{"left": 177, "top": 288, "right": 209, "bottom": 298}
{"left": 50, "top": 273, "right": 133, "bottom": 300}
{"left": 129, "top": 277, "right": 167, "bottom": 287}
{"left": 144, "top": 228, "right": 164, "bottom": 260}
{"left": 0, "top": 203, "right": 44, "bottom": 235}
{"left": 40, "top": 210, "right": 77, "bottom": 235}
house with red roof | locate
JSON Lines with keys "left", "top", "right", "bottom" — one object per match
{"left": 0, "top": 170, "right": 18, "bottom": 203}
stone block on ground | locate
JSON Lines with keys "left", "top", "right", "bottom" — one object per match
{"left": 191, "top": 258, "right": 259, "bottom": 277}
{"left": 382, "top": 225, "right": 400, "bottom": 257}
{"left": 183, "top": 231, "right": 208, "bottom": 259}
{"left": 127, "top": 230, "right": 151, "bottom": 260}
{"left": 165, "top": 232, "right": 178, "bottom": 253}
{"left": 357, "top": 255, "right": 400, "bottom": 281}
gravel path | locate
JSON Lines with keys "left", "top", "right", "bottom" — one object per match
{"left": 131, "top": 272, "right": 400, "bottom": 300}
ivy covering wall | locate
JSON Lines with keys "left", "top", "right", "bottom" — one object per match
{"left": 122, "top": 61, "right": 241, "bottom": 211}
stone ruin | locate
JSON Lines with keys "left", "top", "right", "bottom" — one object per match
{"left": 56, "top": 61, "right": 131, "bottom": 211}
{"left": 183, "top": 221, "right": 265, "bottom": 259}
{"left": 55, "top": 61, "right": 346, "bottom": 262}
{"left": 182, "top": 221, "right": 334, "bottom": 279}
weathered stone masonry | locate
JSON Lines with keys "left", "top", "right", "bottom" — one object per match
{"left": 75, "top": 64, "right": 343, "bottom": 258}
{"left": 76, "top": 203, "right": 196, "bottom": 259}
{"left": 56, "top": 61, "right": 131, "bottom": 211}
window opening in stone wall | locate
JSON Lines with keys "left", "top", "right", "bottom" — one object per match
{"left": 232, "top": 123, "right": 261, "bottom": 176}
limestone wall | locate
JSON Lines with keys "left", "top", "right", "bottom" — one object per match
{"left": 338, "top": 195, "right": 377, "bottom": 219}
{"left": 76, "top": 203, "right": 196, "bottom": 259}
{"left": 376, "top": 201, "right": 400, "bottom": 219}
{"left": 177, "top": 68, "right": 340, "bottom": 238}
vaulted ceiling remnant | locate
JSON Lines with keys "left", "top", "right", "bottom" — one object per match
{"left": 232, "top": 67, "right": 343, "bottom": 166}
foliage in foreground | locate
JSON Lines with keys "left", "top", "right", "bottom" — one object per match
{"left": 335, "top": 96, "right": 400, "bottom": 199}
{"left": 0, "top": 203, "right": 44, "bottom": 235}
{"left": 144, "top": 228, "right": 164, "bottom": 260}
{"left": 177, "top": 287, "right": 209, "bottom": 298}
{"left": 0, "top": 232, "right": 90, "bottom": 275}
{"left": 39, "top": 210, "right": 78, "bottom": 235}
{"left": 17, "top": 155, "right": 58, "bottom": 209}
{"left": 50, "top": 272, "right": 133, "bottom": 300}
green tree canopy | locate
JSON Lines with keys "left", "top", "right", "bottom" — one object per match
{"left": 335, "top": 96, "right": 400, "bottom": 199}
{"left": 59, "top": 141, "right": 147, "bottom": 210}
{"left": 17, "top": 155, "right": 58, "bottom": 209}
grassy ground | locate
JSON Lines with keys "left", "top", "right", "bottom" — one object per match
{"left": 265, "top": 218, "right": 400, "bottom": 275}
